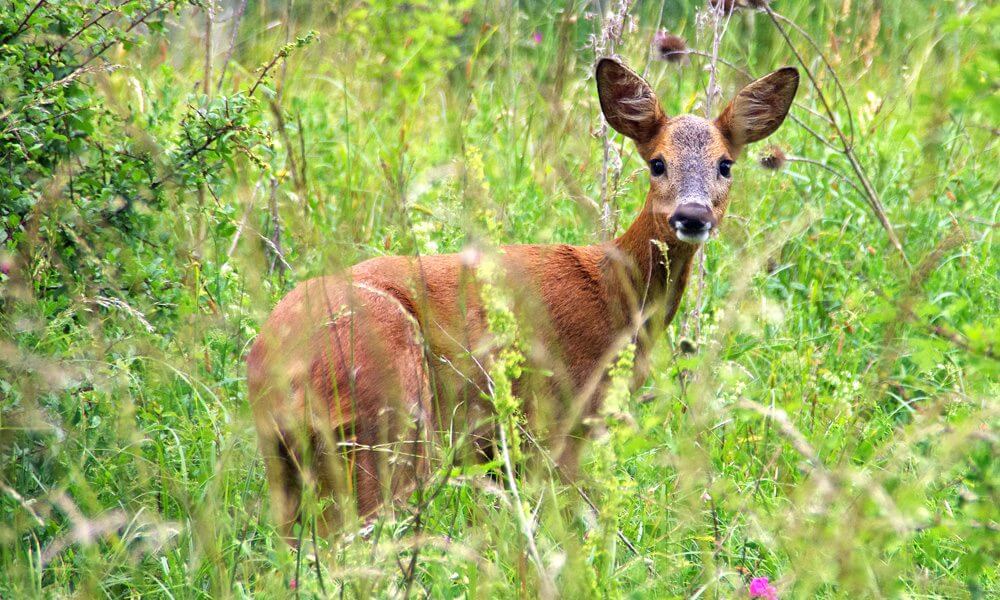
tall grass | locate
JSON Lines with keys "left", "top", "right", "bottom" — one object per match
{"left": 1, "top": 1, "right": 997, "bottom": 597}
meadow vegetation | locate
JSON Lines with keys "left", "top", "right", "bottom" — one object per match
{"left": 1, "top": 0, "right": 997, "bottom": 597}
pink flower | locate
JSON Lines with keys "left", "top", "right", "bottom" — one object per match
{"left": 532, "top": 31, "right": 542, "bottom": 45}
{"left": 749, "top": 577, "right": 778, "bottom": 599}
{"left": 289, "top": 578, "right": 297, "bottom": 590}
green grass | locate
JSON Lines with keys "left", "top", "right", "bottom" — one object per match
{"left": 2, "top": 1, "right": 998, "bottom": 597}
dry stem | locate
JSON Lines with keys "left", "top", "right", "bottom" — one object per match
{"left": 763, "top": 4, "right": 910, "bottom": 267}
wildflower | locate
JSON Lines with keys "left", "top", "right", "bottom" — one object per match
{"left": 652, "top": 30, "right": 688, "bottom": 64}
{"left": 289, "top": 579, "right": 297, "bottom": 590}
{"left": 759, "top": 145, "right": 787, "bottom": 170}
{"left": 532, "top": 31, "right": 542, "bottom": 46}
{"left": 749, "top": 576, "right": 778, "bottom": 600}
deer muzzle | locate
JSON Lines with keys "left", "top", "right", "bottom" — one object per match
{"left": 669, "top": 202, "right": 716, "bottom": 244}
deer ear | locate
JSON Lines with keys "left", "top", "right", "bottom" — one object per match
{"left": 596, "top": 58, "right": 666, "bottom": 144}
{"left": 716, "top": 67, "right": 799, "bottom": 148}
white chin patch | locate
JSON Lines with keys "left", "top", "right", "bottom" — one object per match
{"left": 676, "top": 230, "right": 710, "bottom": 244}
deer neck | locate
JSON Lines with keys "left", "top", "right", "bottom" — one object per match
{"left": 604, "top": 200, "right": 698, "bottom": 332}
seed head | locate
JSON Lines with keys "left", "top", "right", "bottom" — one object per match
{"left": 709, "top": 0, "right": 772, "bottom": 12}
{"left": 652, "top": 30, "right": 688, "bottom": 64}
{"left": 759, "top": 145, "right": 787, "bottom": 171}
{"left": 709, "top": 0, "right": 737, "bottom": 13}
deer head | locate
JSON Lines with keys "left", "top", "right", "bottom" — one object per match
{"left": 597, "top": 58, "right": 798, "bottom": 245}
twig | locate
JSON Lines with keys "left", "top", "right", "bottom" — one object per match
{"left": 496, "top": 422, "right": 556, "bottom": 598}
{"left": 227, "top": 181, "right": 260, "bottom": 258}
{"left": 91, "top": 295, "right": 156, "bottom": 333}
{"left": 48, "top": 2, "right": 119, "bottom": 57}
{"left": 0, "top": 480, "right": 45, "bottom": 528}
{"left": 72, "top": 2, "right": 176, "bottom": 73}
{"left": 247, "top": 50, "right": 286, "bottom": 98}
{"left": 294, "top": 519, "right": 304, "bottom": 599}
{"left": 672, "top": 49, "right": 842, "bottom": 152}
{"left": 517, "top": 423, "right": 655, "bottom": 575}
{"left": 295, "top": 111, "right": 309, "bottom": 194}
{"left": 278, "top": 0, "right": 293, "bottom": 103}
{"left": 399, "top": 418, "right": 429, "bottom": 600}
{"left": 149, "top": 41, "right": 297, "bottom": 189}
{"left": 593, "top": 0, "right": 637, "bottom": 240}
{"left": 41, "top": 493, "right": 128, "bottom": 567}
{"left": 195, "top": 1, "right": 214, "bottom": 256}
{"left": 202, "top": 1, "right": 213, "bottom": 96}
{"left": 215, "top": 0, "right": 248, "bottom": 93}
{"left": 684, "top": 2, "right": 731, "bottom": 339}
{"left": 268, "top": 99, "right": 305, "bottom": 196}
{"left": 769, "top": 9, "right": 856, "bottom": 142}
{"left": 763, "top": 4, "right": 910, "bottom": 266}
{"left": 0, "top": 0, "right": 47, "bottom": 45}
{"left": 702, "top": 1, "right": 733, "bottom": 116}
{"left": 267, "top": 176, "right": 286, "bottom": 277}
{"left": 784, "top": 155, "right": 867, "bottom": 198}
{"left": 150, "top": 121, "right": 246, "bottom": 190}
{"left": 875, "top": 288, "right": 999, "bottom": 362}
{"left": 921, "top": 318, "right": 998, "bottom": 361}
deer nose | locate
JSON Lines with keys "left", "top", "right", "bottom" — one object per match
{"left": 669, "top": 203, "right": 716, "bottom": 244}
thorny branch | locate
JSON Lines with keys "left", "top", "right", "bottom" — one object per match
{"left": 0, "top": 0, "right": 47, "bottom": 45}
{"left": 150, "top": 36, "right": 310, "bottom": 190}
{"left": 73, "top": 2, "right": 178, "bottom": 73}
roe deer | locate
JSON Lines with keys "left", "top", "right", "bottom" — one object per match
{"left": 247, "top": 58, "right": 798, "bottom": 535}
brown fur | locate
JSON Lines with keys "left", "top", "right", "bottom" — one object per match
{"left": 247, "top": 58, "right": 798, "bottom": 536}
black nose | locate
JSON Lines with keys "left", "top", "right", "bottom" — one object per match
{"left": 669, "top": 203, "right": 716, "bottom": 233}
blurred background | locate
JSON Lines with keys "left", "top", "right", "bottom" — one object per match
{"left": 1, "top": 1, "right": 997, "bottom": 597}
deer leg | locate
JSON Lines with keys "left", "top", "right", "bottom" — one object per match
{"left": 307, "top": 288, "right": 433, "bottom": 528}
{"left": 260, "top": 430, "right": 303, "bottom": 543}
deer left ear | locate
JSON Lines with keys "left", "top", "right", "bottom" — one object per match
{"left": 716, "top": 67, "right": 799, "bottom": 149}
{"left": 596, "top": 58, "right": 667, "bottom": 144}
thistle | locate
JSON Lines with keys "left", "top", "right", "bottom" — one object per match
{"left": 759, "top": 145, "right": 788, "bottom": 171}
{"left": 652, "top": 29, "right": 688, "bottom": 64}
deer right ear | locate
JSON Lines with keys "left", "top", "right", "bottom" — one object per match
{"left": 716, "top": 67, "right": 799, "bottom": 148}
{"left": 596, "top": 58, "right": 666, "bottom": 144}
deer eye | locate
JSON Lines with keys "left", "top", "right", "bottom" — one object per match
{"left": 650, "top": 158, "right": 666, "bottom": 177}
{"left": 718, "top": 159, "right": 733, "bottom": 178}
